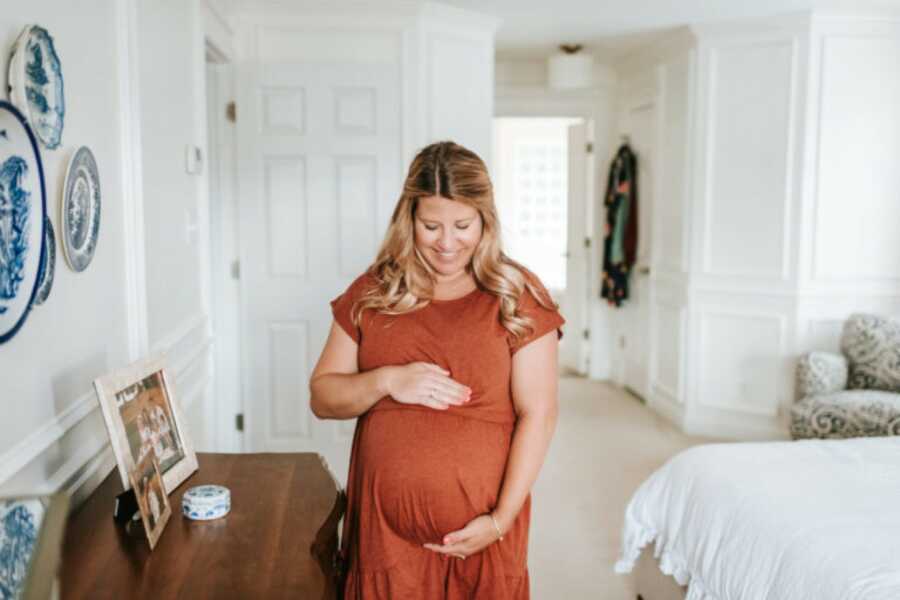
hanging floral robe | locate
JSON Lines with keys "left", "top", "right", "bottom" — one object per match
{"left": 600, "top": 144, "right": 638, "bottom": 307}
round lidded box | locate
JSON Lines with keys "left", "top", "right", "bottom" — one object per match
{"left": 182, "top": 485, "right": 231, "bottom": 521}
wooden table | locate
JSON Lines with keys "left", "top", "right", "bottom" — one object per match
{"left": 62, "top": 453, "right": 345, "bottom": 599}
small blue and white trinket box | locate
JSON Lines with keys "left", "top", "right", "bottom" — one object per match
{"left": 182, "top": 485, "right": 231, "bottom": 521}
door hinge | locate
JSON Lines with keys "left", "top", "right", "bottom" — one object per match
{"left": 583, "top": 328, "right": 590, "bottom": 340}
{"left": 235, "top": 413, "right": 244, "bottom": 432}
{"left": 226, "top": 101, "right": 236, "bottom": 123}
{"left": 584, "top": 237, "right": 591, "bottom": 249}
{"left": 585, "top": 142, "right": 593, "bottom": 153}
{"left": 230, "top": 259, "right": 240, "bottom": 280}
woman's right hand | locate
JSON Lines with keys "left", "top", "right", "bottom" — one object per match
{"left": 383, "top": 363, "right": 471, "bottom": 410}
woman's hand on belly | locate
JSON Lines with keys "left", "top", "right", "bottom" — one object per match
{"left": 384, "top": 362, "right": 471, "bottom": 410}
{"left": 423, "top": 514, "right": 501, "bottom": 559}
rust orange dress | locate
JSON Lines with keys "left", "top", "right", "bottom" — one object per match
{"left": 330, "top": 270, "right": 565, "bottom": 599}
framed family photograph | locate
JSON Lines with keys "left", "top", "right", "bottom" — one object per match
{"left": 128, "top": 452, "right": 171, "bottom": 550}
{"left": 94, "top": 354, "right": 198, "bottom": 494}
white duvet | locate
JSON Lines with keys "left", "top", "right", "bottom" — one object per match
{"left": 615, "top": 437, "right": 900, "bottom": 600}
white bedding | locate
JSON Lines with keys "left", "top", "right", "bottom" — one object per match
{"left": 615, "top": 437, "right": 900, "bottom": 600}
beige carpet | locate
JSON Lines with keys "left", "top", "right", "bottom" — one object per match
{"left": 528, "top": 378, "right": 709, "bottom": 599}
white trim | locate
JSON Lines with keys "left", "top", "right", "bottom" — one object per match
{"left": 649, "top": 384, "right": 685, "bottom": 428}
{"left": 115, "top": 0, "right": 149, "bottom": 362}
{"left": 0, "top": 391, "right": 97, "bottom": 488}
{"left": 150, "top": 313, "right": 209, "bottom": 354}
{"left": 700, "top": 38, "right": 798, "bottom": 282}
{"left": 0, "top": 325, "right": 213, "bottom": 489}
{"left": 696, "top": 309, "right": 788, "bottom": 417}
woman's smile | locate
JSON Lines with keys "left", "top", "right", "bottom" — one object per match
{"left": 414, "top": 195, "right": 483, "bottom": 278}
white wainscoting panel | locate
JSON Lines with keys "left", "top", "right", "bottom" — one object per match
{"left": 812, "top": 35, "right": 900, "bottom": 281}
{"left": 702, "top": 40, "right": 796, "bottom": 280}
{"left": 657, "top": 52, "right": 692, "bottom": 275}
{"left": 260, "top": 87, "right": 306, "bottom": 135}
{"left": 652, "top": 301, "right": 686, "bottom": 403}
{"left": 264, "top": 157, "right": 307, "bottom": 278}
{"left": 698, "top": 309, "right": 786, "bottom": 416}
{"left": 336, "top": 156, "right": 379, "bottom": 277}
{"left": 268, "top": 321, "right": 312, "bottom": 440}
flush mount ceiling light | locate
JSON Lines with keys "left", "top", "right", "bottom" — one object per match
{"left": 548, "top": 43, "right": 594, "bottom": 90}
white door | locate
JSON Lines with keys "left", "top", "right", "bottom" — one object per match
{"left": 622, "top": 104, "right": 655, "bottom": 399}
{"left": 559, "top": 122, "right": 589, "bottom": 375}
{"left": 236, "top": 61, "right": 400, "bottom": 484}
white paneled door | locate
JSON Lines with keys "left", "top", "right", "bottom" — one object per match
{"left": 622, "top": 102, "right": 656, "bottom": 400}
{"left": 237, "top": 62, "right": 400, "bottom": 484}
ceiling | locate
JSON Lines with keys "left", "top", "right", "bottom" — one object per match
{"left": 438, "top": 0, "right": 894, "bottom": 58}
{"left": 214, "top": 0, "right": 900, "bottom": 59}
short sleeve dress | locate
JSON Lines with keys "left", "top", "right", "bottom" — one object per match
{"left": 330, "top": 269, "right": 565, "bottom": 599}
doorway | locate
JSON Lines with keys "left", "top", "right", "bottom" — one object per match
{"left": 205, "top": 42, "right": 243, "bottom": 452}
{"left": 492, "top": 117, "right": 592, "bottom": 375}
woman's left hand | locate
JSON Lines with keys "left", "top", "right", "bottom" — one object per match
{"left": 423, "top": 514, "right": 501, "bottom": 559}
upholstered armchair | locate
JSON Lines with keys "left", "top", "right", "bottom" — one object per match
{"left": 791, "top": 313, "right": 900, "bottom": 439}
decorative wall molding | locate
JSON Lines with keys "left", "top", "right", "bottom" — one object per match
{"left": 115, "top": 0, "right": 149, "bottom": 362}
{"left": 649, "top": 383, "right": 685, "bottom": 428}
{"left": 699, "top": 38, "right": 799, "bottom": 282}
{"left": 809, "top": 32, "right": 900, "bottom": 284}
{"left": 650, "top": 300, "right": 687, "bottom": 404}
{"left": 0, "top": 315, "right": 213, "bottom": 490}
{"left": 0, "top": 390, "right": 97, "bottom": 488}
{"left": 696, "top": 308, "right": 788, "bottom": 417}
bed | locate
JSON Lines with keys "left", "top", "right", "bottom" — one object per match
{"left": 615, "top": 437, "right": 900, "bottom": 600}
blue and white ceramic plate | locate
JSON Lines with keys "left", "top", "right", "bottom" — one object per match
{"left": 33, "top": 217, "right": 55, "bottom": 305}
{"left": 0, "top": 497, "right": 46, "bottom": 597}
{"left": 182, "top": 485, "right": 231, "bottom": 521}
{"left": 7, "top": 25, "right": 65, "bottom": 150}
{"left": 61, "top": 146, "right": 100, "bottom": 272}
{"left": 0, "top": 100, "right": 47, "bottom": 345}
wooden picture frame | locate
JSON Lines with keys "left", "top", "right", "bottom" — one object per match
{"left": 128, "top": 451, "right": 172, "bottom": 550}
{"left": 94, "top": 354, "right": 198, "bottom": 494}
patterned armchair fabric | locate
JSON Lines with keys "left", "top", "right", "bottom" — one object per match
{"left": 841, "top": 313, "right": 900, "bottom": 392}
{"left": 792, "top": 314, "right": 900, "bottom": 440}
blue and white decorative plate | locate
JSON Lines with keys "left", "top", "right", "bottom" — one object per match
{"left": 61, "top": 146, "right": 100, "bottom": 272}
{"left": 0, "top": 498, "right": 45, "bottom": 598}
{"left": 7, "top": 25, "right": 65, "bottom": 151}
{"left": 0, "top": 100, "right": 47, "bottom": 345}
{"left": 33, "top": 217, "right": 55, "bottom": 306}
{"left": 182, "top": 485, "right": 231, "bottom": 521}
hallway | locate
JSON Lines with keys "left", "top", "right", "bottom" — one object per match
{"left": 530, "top": 378, "right": 709, "bottom": 599}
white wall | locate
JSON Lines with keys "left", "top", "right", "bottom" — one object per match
{"left": 611, "top": 10, "right": 900, "bottom": 440}
{"left": 0, "top": 0, "right": 215, "bottom": 505}
{"left": 0, "top": 0, "right": 131, "bottom": 501}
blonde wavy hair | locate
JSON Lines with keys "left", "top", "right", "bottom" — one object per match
{"left": 350, "top": 140, "right": 557, "bottom": 342}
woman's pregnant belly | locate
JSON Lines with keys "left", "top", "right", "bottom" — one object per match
{"left": 354, "top": 407, "right": 513, "bottom": 545}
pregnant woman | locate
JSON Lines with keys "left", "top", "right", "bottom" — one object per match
{"left": 310, "top": 141, "right": 564, "bottom": 599}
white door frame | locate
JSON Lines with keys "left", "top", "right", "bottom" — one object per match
{"left": 615, "top": 85, "right": 660, "bottom": 401}
{"left": 494, "top": 92, "right": 606, "bottom": 375}
{"left": 205, "top": 39, "right": 244, "bottom": 452}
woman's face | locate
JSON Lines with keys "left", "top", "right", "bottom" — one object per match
{"left": 414, "top": 195, "right": 483, "bottom": 279}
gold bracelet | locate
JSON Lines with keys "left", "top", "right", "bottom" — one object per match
{"left": 489, "top": 513, "right": 504, "bottom": 541}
